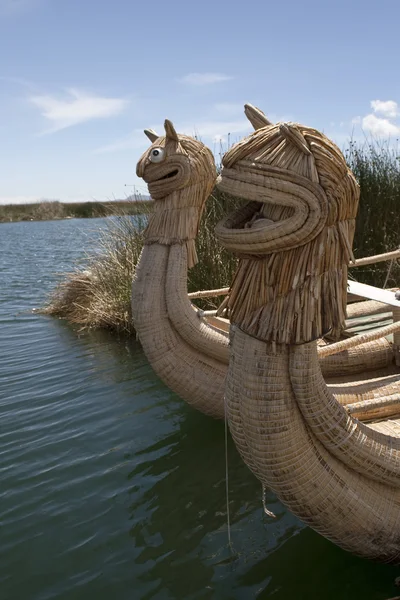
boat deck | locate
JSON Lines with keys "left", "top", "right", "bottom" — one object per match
{"left": 369, "top": 417, "right": 400, "bottom": 436}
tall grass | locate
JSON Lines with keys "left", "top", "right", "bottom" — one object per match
{"left": 42, "top": 214, "right": 148, "bottom": 333}
{"left": 188, "top": 189, "right": 240, "bottom": 302}
{"left": 43, "top": 140, "right": 400, "bottom": 333}
{"left": 42, "top": 191, "right": 240, "bottom": 331}
{"left": 346, "top": 140, "right": 400, "bottom": 287}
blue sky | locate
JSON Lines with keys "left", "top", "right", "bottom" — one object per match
{"left": 1, "top": 0, "right": 400, "bottom": 204}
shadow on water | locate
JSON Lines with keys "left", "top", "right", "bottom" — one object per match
{"left": 239, "top": 526, "right": 400, "bottom": 600}
{"left": 68, "top": 325, "right": 297, "bottom": 598}
{"left": 56, "top": 324, "right": 400, "bottom": 600}
{"left": 126, "top": 408, "right": 264, "bottom": 600}
{"left": 125, "top": 409, "right": 400, "bottom": 600}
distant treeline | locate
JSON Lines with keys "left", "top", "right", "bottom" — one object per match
{"left": 0, "top": 200, "right": 154, "bottom": 223}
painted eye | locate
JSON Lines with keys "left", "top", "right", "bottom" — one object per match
{"left": 149, "top": 147, "right": 165, "bottom": 163}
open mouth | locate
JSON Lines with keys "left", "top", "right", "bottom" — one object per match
{"left": 215, "top": 162, "right": 326, "bottom": 254}
{"left": 154, "top": 169, "right": 179, "bottom": 182}
{"left": 216, "top": 168, "right": 293, "bottom": 231}
{"left": 142, "top": 157, "right": 191, "bottom": 199}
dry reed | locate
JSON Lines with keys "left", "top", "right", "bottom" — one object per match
{"left": 42, "top": 140, "right": 400, "bottom": 334}
{"left": 42, "top": 189, "right": 240, "bottom": 332}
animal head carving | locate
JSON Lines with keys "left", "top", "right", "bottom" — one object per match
{"left": 137, "top": 119, "right": 215, "bottom": 201}
{"left": 136, "top": 120, "right": 217, "bottom": 267}
{"left": 215, "top": 104, "right": 360, "bottom": 343}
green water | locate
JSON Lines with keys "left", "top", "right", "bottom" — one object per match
{"left": 0, "top": 218, "right": 399, "bottom": 599}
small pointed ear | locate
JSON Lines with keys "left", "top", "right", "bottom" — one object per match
{"left": 144, "top": 128, "right": 159, "bottom": 143}
{"left": 164, "top": 119, "right": 179, "bottom": 141}
{"left": 244, "top": 103, "right": 273, "bottom": 130}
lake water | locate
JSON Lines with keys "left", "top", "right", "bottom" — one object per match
{"left": 0, "top": 217, "right": 399, "bottom": 600}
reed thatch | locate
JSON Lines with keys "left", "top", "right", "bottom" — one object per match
{"left": 216, "top": 103, "right": 400, "bottom": 563}
{"left": 132, "top": 120, "right": 230, "bottom": 418}
{"left": 132, "top": 116, "right": 400, "bottom": 425}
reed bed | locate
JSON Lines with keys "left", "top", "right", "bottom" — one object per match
{"left": 42, "top": 190, "right": 240, "bottom": 332}
{"left": 42, "top": 214, "right": 146, "bottom": 333}
{"left": 347, "top": 140, "right": 400, "bottom": 287}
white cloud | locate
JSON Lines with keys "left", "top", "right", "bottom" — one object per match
{"left": 179, "top": 72, "right": 233, "bottom": 86}
{"left": 362, "top": 113, "right": 400, "bottom": 137}
{"left": 29, "top": 88, "right": 130, "bottom": 134}
{"left": 371, "top": 100, "right": 398, "bottom": 119}
{"left": 349, "top": 99, "right": 400, "bottom": 138}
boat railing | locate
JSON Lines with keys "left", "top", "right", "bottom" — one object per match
{"left": 188, "top": 248, "right": 400, "bottom": 301}
{"left": 189, "top": 248, "right": 400, "bottom": 359}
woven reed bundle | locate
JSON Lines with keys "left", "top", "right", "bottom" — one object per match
{"left": 216, "top": 104, "right": 400, "bottom": 562}
{"left": 319, "top": 320, "right": 400, "bottom": 358}
{"left": 346, "top": 299, "right": 389, "bottom": 319}
{"left": 321, "top": 337, "right": 393, "bottom": 377}
{"left": 132, "top": 120, "right": 229, "bottom": 418}
{"left": 137, "top": 121, "right": 216, "bottom": 268}
{"left": 132, "top": 119, "right": 397, "bottom": 422}
{"left": 228, "top": 328, "right": 400, "bottom": 563}
{"left": 216, "top": 112, "right": 359, "bottom": 343}
{"left": 328, "top": 369, "right": 400, "bottom": 419}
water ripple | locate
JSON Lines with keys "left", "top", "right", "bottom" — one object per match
{"left": 0, "top": 219, "right": 398, "bottom": 600}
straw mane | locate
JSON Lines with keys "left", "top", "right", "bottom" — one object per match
{"left": 136, "top": 121, "right": 216, "bottom": 268}
{"left": 216, "top": 120, "right": 360, "bottom": 343}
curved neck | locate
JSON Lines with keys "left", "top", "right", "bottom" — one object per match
{"left": 227, "top": 326, "right": 400, "bottom": 562}
{"left": 131, "top": 243, "right": 226, "bottom": 418}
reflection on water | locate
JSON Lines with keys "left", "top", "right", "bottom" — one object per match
{"left": 0, "top": 218, "right": 399, "bottom": 600}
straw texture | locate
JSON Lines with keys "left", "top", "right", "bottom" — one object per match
{"left": 137, "top": 120, "right": 216, "bottom": 268}
{"left": 216, "top": 119, "right": 359, "bottom": 343}
{"left": 133, "top": 115, "right": 398, "bottom": 424}
{"left": 319, "top": 320, "right": 400, "bottom": 358}
{"left": 227, "top": 327, "right": 400, "bottom": 563}
{"left": 321, "top": 337, "right": 393, "bottom": 376}
{"left": 132, "top": 121, "right": 229, "bottom": 418}
{"left": 217, "top": 103, "right": 400, "bottom": 562}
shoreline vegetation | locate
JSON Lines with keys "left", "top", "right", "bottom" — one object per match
{"left": 41, "top": 141, "right": 400, "bottom": 334}
{"left": 0, "top": 199, "right": 152, "bottom": 223}
{"left": 41, "top": 190, "right": 239, "bottom": 333}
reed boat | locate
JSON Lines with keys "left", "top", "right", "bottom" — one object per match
{"left": 132, "top": 113, "right": 400, "bottom": 429}
{"left": 132, "top": 120, "right": 229, "bottom": 418}
{"left": 214, "top": 105, "right": 400, "bottom": 562}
